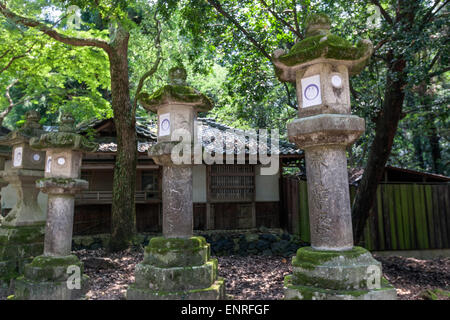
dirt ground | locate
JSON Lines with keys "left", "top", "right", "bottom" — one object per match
{"left": 1, "top": 248, "right": 448, "bottom": 300}
{"left": 76, "top": 248, "right": 449, "bottom": 300}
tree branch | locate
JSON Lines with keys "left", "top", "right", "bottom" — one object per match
{"left": 283, "top": 82, "right": 297, "bottom": 110}
{"left": 292, "top": 1, "right": 301, "bottom": 39}
{"left": 370, "top": 0, "right": 393, "bottom": 25}
{"left": 350, "top": 82, "right": 360, "bottom": 100}
{"left": 0, "top": 39, "right": 39, "bottom": 75}
{"left": 428, "top": 66, "right": 450, "bottom": 79}
{"left": 0, "top": 48, "right": 12, "bottom": 60}
{"left": 0, "top": 79, "right": 25, "bottom": 126}
{"left": 132, "top": 13, "right": 163, "bottom": 118}
{"left": 0, "top": 2, "right": 111, "bottom": 53}
{"left": 259, "top": 0, "right": 302, "bottom": 39}
{"left": 422, "top": 0, "right": 449, "bottom": 26}
{"left": 373, "top": 38, "right": 389, "bottom": 53}
{"left": 207, "top": 0, "right": 272, "bottom": 60}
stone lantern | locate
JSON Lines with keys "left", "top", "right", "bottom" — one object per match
{"left": 127, "top": 66, "right": 226, "bottom": 300}
{"left": 0, "top": 111, "right": 46, "bottom": 295}
{"left": 0, "top": 145, "right": 10, "bottom": 210}
{"left": 14, "top": 112, "right": 97, "bottom": 300}
{"left": 273, "top": 14, "right": 396, "bottom": 299}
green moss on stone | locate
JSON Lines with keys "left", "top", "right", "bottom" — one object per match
{"left": 0, "top": 224, "right": 45, "bottom": 246}
{"left": 279, "top": 34, "right": 371, "bottom": 67}
{"left": 292, "top": 246, "right": 368, "bottom": 270}
{"left": 305, "top": 13, "right": 332, "bottom": 28}
{"left": 29, "top": 131, "right": 97, "bottom": 152}
{"left": 128, "top": 277, "right": 224, "bottom": 298}
{"left": 146, "top": 236, "right": 207, "bottom": 254}
{"left": 139, "top": 85, "right": 212, "bottom": 111}
{"left": 293, "top": 272, "right": 347, "bottom": 290}
{"left": 36, "top": 178, "right": 88, "bottom": 190}
{"left": 37, "top": 177, "right": 77, "bottom": 184}
{"left": 0, "top": 268, "right": 19, "bottom": 282}
{"left": 285, "top": 276, "right": 390, "bottom": 300}
{"left": 29, "top": 255, "right": 80, "bottom": 268}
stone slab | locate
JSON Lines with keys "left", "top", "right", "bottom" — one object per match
{"left": 24, "top": 255, "right": 83, "bottom": 282}
{"left": 292, "top": 246, "right": 382, "bottom": 290}
{"left": 134, "top": 259, "right": 217, "bottom": 292}
{"left": 284, "top": 276, "right": 397, "bottom": 300}
{"left": 1, "top": 170, "right": 45, "bottom": 227}
{"left": 0, "top": 224, "right": 45, "bottom": 285}
{"left": 127, "top": 278, "right": 225, "bottom": 300}
{"left": 287, "top": 114, "right": 365, "bottom": 149}
{"left": 13, "top": 274, "right": 89, "bottom": 300}
{"left": 144, "top": 236, "right": 210, "bottom": 267}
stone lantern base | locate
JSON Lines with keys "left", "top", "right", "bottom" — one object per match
{"left": 127, "top": 236, "right": 226, "bottom": 300}
{"left": 284, "top": 246, "right": 397, "bottom": 300}
{"left": 0, "top": 223, "right": 45, "bottom": 296}
{"left": 13, "top": 255, "right": 89, "bottom": 300}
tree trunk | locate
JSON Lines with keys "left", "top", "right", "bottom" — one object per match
{"left": 352, "top": 53, "right": 406, "bottom": 243}
{"left": 108, "top": 27, "right": 137, "bottom": 251}
{"left": 428, "top": 124, "right": 442, "bottom": 174}
{"left": 413, "top": 135, "right": 425, "bottom": 169}
{"left": 351, "top": 0, "right": 419, "bottom": 243}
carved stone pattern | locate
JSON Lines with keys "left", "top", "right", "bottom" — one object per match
{"left": 162, "top": 166, "right": 193, "bottom": 238}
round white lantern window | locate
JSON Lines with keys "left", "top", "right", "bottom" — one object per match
{"left": 57, "top": 157, "right": 66, "bottom": 166}
{"left": 331, "top": 74, "right": 343, "bottom": 88}
{"left": 32, "top": 153, "right": 41, "bottom": 162}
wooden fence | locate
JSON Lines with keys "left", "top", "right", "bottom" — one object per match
{"left": 282, "top": 177, "right": 450, "bottom": 251}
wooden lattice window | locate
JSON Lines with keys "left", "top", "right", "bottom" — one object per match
{"left": 209, "top": 165, "right": 255, "bottom": 202}
{"left": 141, "top": 170, "right": 160, "bottom": 199}
{"left": 80, "top": 171, "right": 91, "bottom": 189}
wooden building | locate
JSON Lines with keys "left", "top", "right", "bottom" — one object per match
{"left": 64, "top": 117, "right": 301, "bottom": 235}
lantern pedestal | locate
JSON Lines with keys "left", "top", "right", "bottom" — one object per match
{"left": 13, "top": 254, "right": 89, "bottom": 300}
{"left": 0, "top": 170, "right": 45, "bottom": 296}
{"left": 13, "top": 179, "right": 90, "bottom": 300}
{"left": 284, "top": 246, "right": 397, "bottom": 300}
{"left": 0, "top": 111, "right": 46, "bottom": 296}
{"left": 127, "top": 67, "right": 225, "bottom": 300}
{"left": 127, "top": 237, "right": 225, "bottom": 300}
{"left": 0, "top": 223, "right": 45, "bottom": 296}
{"left": 273, "top": 13, "right": 396, "bottom": 299}
{"left": 13, "top": 113, "right": 97, "bottom": 300}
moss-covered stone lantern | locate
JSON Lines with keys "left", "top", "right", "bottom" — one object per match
{"left": 14, "top": 112, "right": 97, "bottom": 300}
{"left": 127, "top": 66, "right": 225, "bottom": 300}
{"left": 274, "top": 13, "right": 396, "bottom": 300}
{"left": 0, "top": 111, "right": 46, "bottom": 295}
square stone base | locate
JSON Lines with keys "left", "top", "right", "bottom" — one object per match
{"left": 127, "top": 236, "right": 226, "bottom": 300}
{"left": 0, "top": 224, "right": 45, "bottom": 295}
{"left": 13, "top": 254, "right": 89, "bottom": 300}
{"left": 284, "top": 276, "right": 397, "bottom": 300}
{"left": 284, "top": 246, "right": 397, "bottom": 300}
{"left": 127, "top": 278, "right": 226, "bottom": 300}
{"left": 14, "top": 274, "right": 89, "bottom": 300}
{"left": 0, "top": 278, "right": 10, "bottom": 297}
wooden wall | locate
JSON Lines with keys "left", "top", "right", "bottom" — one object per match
{"left": 194, "top": 203, "right": 206, "bottom": 230}
{"left": 73, "top": 201, "right": 280, "bottom": 235}
{"left": 359, "top": 183, "right": 450, "bottom": 251}
{"left": 282, "top": 177, "right": 450, "bottom": 250}
{"left": 73, "top": 204, "right": 111, "bottom": 235}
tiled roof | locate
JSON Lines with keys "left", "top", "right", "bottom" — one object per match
{"left": 198, "top": 118, "right": 302, "bottom": 156}
{"left": 78, "top": 117, "right": 303, "bottom": 157}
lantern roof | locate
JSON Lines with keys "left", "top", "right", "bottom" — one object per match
{"left": 138, "top": 66, "right": 213, "bottom": 113}
{"left": 273, "top": 13, "right": 373, "bottom": 82}
{"left": 29, "top": 112, "right": 97, "bottom": 152}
